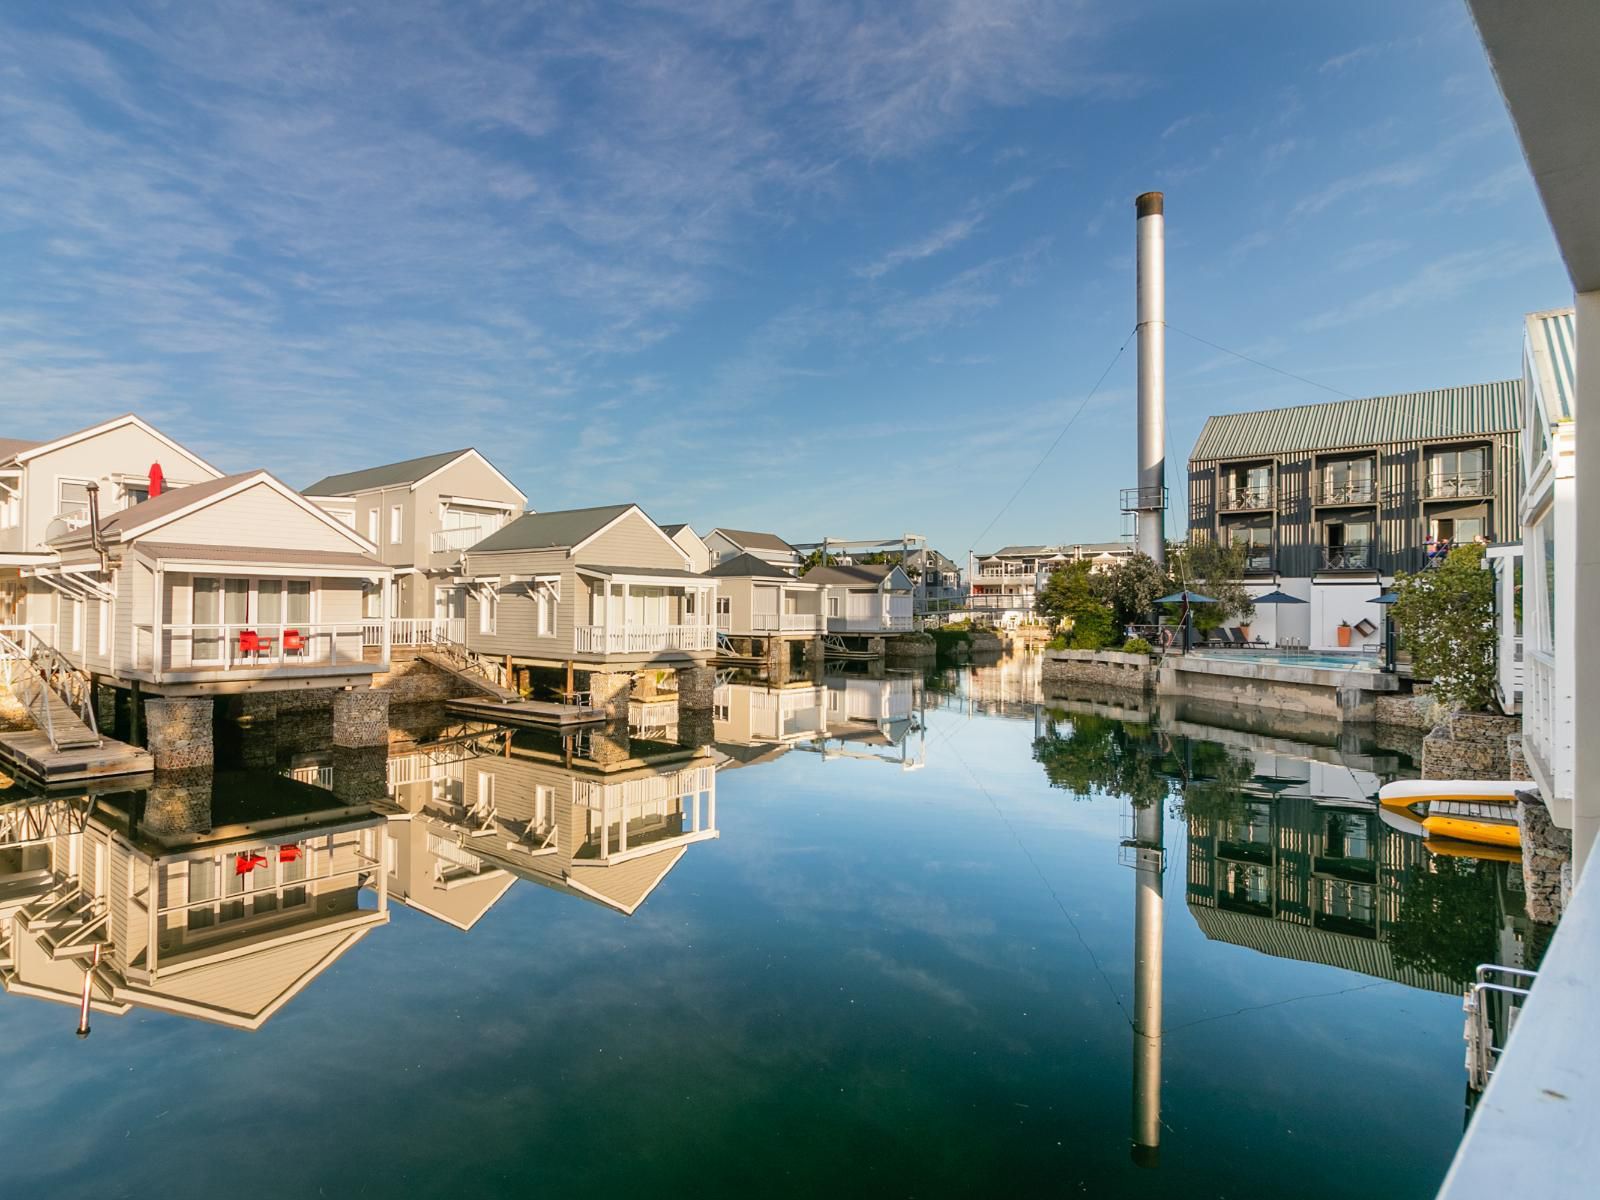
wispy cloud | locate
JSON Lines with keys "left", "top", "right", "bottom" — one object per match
{"left": 1301, "top": 243, "right": 1551, "bottom": 332}
{"left": 856, "top": 214, "right": 986, "bottom": 280}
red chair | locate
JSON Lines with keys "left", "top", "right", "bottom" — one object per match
{"left": 238, "top": 629, "right": 261, "bottom": 659}
{"left": 282, "top": 629, "right": 305, "bottom": 658}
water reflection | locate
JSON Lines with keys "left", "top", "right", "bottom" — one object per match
{"left": 715, "top": 668, "right": 927, "bottom": 770}
{"left": 0, "top": 773, "right": 388, "bottom": 1031}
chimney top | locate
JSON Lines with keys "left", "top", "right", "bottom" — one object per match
{"left": 1135, "top": 192, "right": 1164, "bottom": 218}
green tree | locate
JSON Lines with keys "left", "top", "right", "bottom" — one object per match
{"left": 1092, "top": 553, "right": 1171, "bottom": 632}
{"left": 1388, "top": 856, "right": 1501, "bottom": 985}
{"left": 1166, "top": 540, "right": 1256, "bottom": 632}
{"left": 1037, "top": 561, "right": 1117, "bottom": 648}
{"left": 1390, "top": 543, "right": 1498, "bottom": 711}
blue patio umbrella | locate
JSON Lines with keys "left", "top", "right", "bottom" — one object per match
{"left": 1155, "top": 590, "right": 1217, "bottom": 605}
{"left": 1372, "top": 591, "right": 1400, "bottom": 604}
{"left": 1251, "top": 589, "right": 1306, "bottom": 605}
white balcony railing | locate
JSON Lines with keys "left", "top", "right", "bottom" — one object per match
{"left": 752, "top": 612, "right": 825, "bottom": 633}
{"left": 431, "top": 526, "right": 493, "bottom": 554}
{"left": 133, "top": 622, "right": 373, "bottom": 676}
{"left": 574, "top": 624, "right": 717, "bottom": 654}
{"left": 362, "top": 617, "right": 467, "bottom": 648}
{"left": 1524, "top": 650, "right": 1560, "bottom": 784}
{"left": 976, "top": 565, "right": 1035, "bottom": 579}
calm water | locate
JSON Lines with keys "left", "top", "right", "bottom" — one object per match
{"left": 0, "top": 655, "right": 1534, "bottom": 1199}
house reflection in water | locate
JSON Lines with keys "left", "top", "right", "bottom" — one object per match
{"left": 712, "top": 676, "right": 829, "bottom": 770}
{"left": 803, "top": 672, "right": 926, "bottom": 770}
{"left": 0, "top": 773, "right": 388, "bottom": 1031}
{"left": 380, "top": 721, "right": 718, "bottom": 920}
{"left": 1185, "top": 753, "right": 1538, "bottom": 994}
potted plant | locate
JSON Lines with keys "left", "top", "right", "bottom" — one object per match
{"left": 1336, "top": 620, "right": 1353, "bottom": 648}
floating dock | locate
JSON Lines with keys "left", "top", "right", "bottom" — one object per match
{"left": 0, "top": 730, "right": 154, "bottom": 785}
{"left": 444, "top": 696, "right": 607, "bottom": 728}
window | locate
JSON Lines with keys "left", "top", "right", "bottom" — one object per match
{"left": 535, "top": 580, "right": 558, "bottom": 638}
{"left": 1429, "top": 515, "right": 1486, "bottom": 546}
{"left": 57, "top": 478, "right": 92, "bottom": 519}
{"left": 0, "top": 487, "right": 17, "bottom": 529}
{"left": 828, "top": 596, "right": 841, "bottom": 618}
{"left": 390, "top": 505, "right": 403, "bottom": 545}
{"left": 367, "top": 509, "right": 379, "bottom": 543}
{"left": 1222, "top": 516, "right": 1272, "bottom": 570}
{"left": 362, "top": 582, "right": 384, "bottom": 620}
{"left": 1323, "top": 519, "right": 1374, "bottom": 569}
{"left": 716, "top": 596, "right": 731, "bottom": 616}
{"left": 1427, "top": 445, "right": 1489, "bottom": 497}
{"left": 1541, "top": 512, "right": 1556, "bottom": 643}
{"left": 479, "top": 586, "right": 498, "bottom": 635}
{"left": 1322, "top": 456, "right": 1375, "bottom": 504}
{"left": 122, "top": 485, "right": 149, "bottom": 509}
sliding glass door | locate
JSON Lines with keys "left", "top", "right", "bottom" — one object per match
{"left": 193, "top": 577, "right": 248, "bottom": 662}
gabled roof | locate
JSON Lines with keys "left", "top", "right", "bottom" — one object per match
{"left": 82, "top": 470, "right": 380, "bottom": 555}
{"left": 1525, "top": 307, "right": 1576, "bottom": 424}
{"left": 0, "top": 437, "right": 43, "bottom": 462}
{"left": 708, "top": 528, "right": 797, "bottom": 555}
{"left": 705, "top": 552, "right": 800, "bottom": 579}
{"left": 803, "top": 563, "right": 912, "bottom": 590}
{"left": 303, "top": 448, "right": 524, "bottom": 501}
{"left": 660, "top": 522, "right": 690, "bottom": 537}
{"left": 3, "top": 413, "right": 223, "bottom": 477}
{"left": 1188, "top": 380, "right": 1522, "bottom": 463}
{"left": 467, "top": 503, "right": 636, "bottom": 554}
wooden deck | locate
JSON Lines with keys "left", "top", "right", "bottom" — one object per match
{"left": 444, "top": 696, "right": 608, "bottom": 728}
{"left": 0, "top": 729, "right": 155, "bottom": 784}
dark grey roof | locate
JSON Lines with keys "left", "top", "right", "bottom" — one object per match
{"left": 1189, "top": 381, "right": 1521, "bottom": 463}
{"left": 710, "top": 528, "right": 796, "bottom": 555}
{"left": 467, "top": 504, "right": 636, "bottom": 554}
{"left": 303, "top": 449, "right": 473, "bottom": 496}
{"left": 706, "top": 552, "right": 798, "bottom": 579}
{"left": 660, "top": 522, "right": 689, "bottom": 537}
{"left": 803, "top": 563, "right": 911, "bottom": 590}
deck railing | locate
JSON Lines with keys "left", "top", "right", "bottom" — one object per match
{"left": 574, "top": 624, "right": 717, "bottom": 654}
{"left": 1317, "top": 478, "right": 1378, "bottom": 505}
{"left": 752, "top": 612, "right": 825, "bottom": 633}
{"left": 1218, "top": 485, "right": 1274, "bottom": 511}
{"left": 135, "top": 622, "right": 371, "bottom": 675}
{"left": 430, "top": 526, "right": 493, "bottom": 554}
{"left": 1320, "top": 546, "right": 1374, "bottom": 571}
{"left": 363, "top": 617, "right": 466, "bottom": 647}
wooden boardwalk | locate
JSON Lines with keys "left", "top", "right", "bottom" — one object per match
{"left": 445, "top": 696, "right": 608, "bottom": 728}
{"left": 0, "top": 729, "right": 154, "bottom": 784}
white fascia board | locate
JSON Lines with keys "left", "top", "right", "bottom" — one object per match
{"left": 410, "top": 450, "right": 528, "bottom": 505}
{"left": 14, "top": 413, "right": 225, "bottom": 479}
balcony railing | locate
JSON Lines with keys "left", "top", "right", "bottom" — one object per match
{"left": 574, "top": 624, "right": 717, "bottom": 654}
{"left": 134, "top": 622, "right": 372, "bottom": 676}
{"left": 1320, "top": 547, "right": 1374, "bottom": 571}
{"left": 1235, "top": 548, "right": 1274, "bottom": 572}
{"left": 1317, "top": 478, "right": 1378, "bottom": 505}
{"left": 431, "top": 526, "right": 494, "bottom": 554}
{"left": 976, "top": 565, "right": 1035, "bottom": 579}
{"left": 1218, "top": 485, "right": 1274, "bottom": 511}
{"left": 1423, "top": 471, "right": 1493, "bottom": 500}
{"left": 361, "top": 617, "right": 467, "bottom": 648}
{"left": 752, "top": 612, "right": 825, "bottom": 633}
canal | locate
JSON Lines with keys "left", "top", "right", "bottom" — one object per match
{"left": 0, "top": 654, "right": 1536, "bottom": 1198}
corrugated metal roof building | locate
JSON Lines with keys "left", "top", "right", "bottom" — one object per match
{"left": 1188, "top": 380, "right": 1524, "bottom": 579}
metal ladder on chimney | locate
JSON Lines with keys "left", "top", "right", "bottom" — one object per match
{"left": 0, "top": 629, "right": 102, "bottom": 751}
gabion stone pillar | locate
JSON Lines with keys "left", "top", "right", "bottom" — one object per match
{"left": 145, "top": 697, "right": 214, "bottom": 772}
{"left": 332, "top": 689, "right": 390, "bottom": 748}
{"left": 675, "top": 666, "right": 716, "bottom": 711}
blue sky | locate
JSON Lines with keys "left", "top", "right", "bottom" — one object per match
{"left": 0, "top": 1, "right": 1569, "bottom": 555}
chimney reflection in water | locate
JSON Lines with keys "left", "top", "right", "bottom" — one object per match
{"left": 1130, "top": 792, "right": 1164, "bottom": 1168}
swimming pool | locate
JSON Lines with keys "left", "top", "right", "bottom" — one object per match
{"left": 1192, "top": 650, "right": 1381, "bottom": 670}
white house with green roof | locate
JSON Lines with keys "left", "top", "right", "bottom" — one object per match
{"left": 303, "top": 448, "right": 526, "bottom": 644}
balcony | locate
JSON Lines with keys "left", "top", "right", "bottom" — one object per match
{"left": 431, "top": 526, "right": 493, "bottom": 554}
{"left": 1218, "top": 485, "right": 1274, "bottom": 512}
{"left": 1315, "top": 478, "right": 1378, "bottom": 506}
{"left": 574, "top": 624, "right": 717, "bottom": 655}
{"left": 133, "top": 621, "right": 379, "bottom": 682}
{"left": 1320, "top": 546, "right": 1375, "bottom": 571}
{"left": 1423, "top": 470, "right": 1493, "bottom": 500}
{"left": 1235, "top": 548, "right": 1274, "bottom": 572}
{"left": 752, "top": 612, "right": 825, "bottom": 633}
{"left": 976, "top": 565, "right": 1035, "bottom": 579}
{"left": 1120, "top": 485, "right": 1167, "bottom": 513}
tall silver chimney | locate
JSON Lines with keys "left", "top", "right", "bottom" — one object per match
{"left": 1133, "top": 191, "right": 1167, "bottom": 565}
{"left": 1130, "top": 795, "right": 1165, "bottom": 1167}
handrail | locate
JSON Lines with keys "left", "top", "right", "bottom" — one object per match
{"left": 135, "top": 622, "right": 368, "bottom": 674}
{"left": 0, "top": 627, "right": 100, "bottom": 750}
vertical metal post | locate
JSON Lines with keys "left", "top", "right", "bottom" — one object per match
{"left": 1135, "top": 192, "right": 1167, "bottom": 567}
{"left": 1131, "top": 797, "right": 1164, "bottom": 1167}
{"left": 75, "top": 944, "right": 101, "bottom": 1038}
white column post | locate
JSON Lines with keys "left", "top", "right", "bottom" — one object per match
{"left": 621, "top": 582, "right": 631, "bottom": 654}
{"left": 1573, "top": 289, "right": 1600, "bottom": 874}
{"left": 380, "top": 573, "right": 392, "bottom": 664}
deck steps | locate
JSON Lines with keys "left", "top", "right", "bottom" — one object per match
{"left": 417, "top": 648, "right": 521, "bottom": 704}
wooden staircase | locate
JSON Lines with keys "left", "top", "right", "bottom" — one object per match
{"left": 417, "top": 640, "right": 520, "bottom": 705}
{"left": 0, "top": 631, "right": 101, "bottom": 751}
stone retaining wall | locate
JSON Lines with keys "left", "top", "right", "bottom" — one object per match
{"left": 1421, "top": 710, "right": 1521, "bottom": 781}
{"left": 886, "top": 633, "right": 937, "bottom": 658}
{"left": 1374, "top": 693, "right": 1440, "bottom": 732}
{"left": 1041, "top": 650, "right": 1156, "bottom": 693}
{"left": 1517, "top": 790, "right": 1572, "bottom": 924}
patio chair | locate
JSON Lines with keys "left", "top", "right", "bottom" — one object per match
{"left": 1238, "top": 628, "right": 1267, "bottom": 647}
{"left": 237, "top": 629, "right": 261, "bottom": 660}
{"left": 281, "top": 628, "right": 306, "bottom": 659}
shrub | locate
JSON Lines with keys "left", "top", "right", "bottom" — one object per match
{"left": 1046, "top": 634, "right": 1069, "bottom": 650}
{"left": 1122, "top": 636, "right": 1153, "bottom": 655}
{"left": 1390, "top": 544, "right": 1498, "bottom": 711}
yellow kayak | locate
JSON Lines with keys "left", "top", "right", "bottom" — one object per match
{"left": 1378, "top": 780, "right": 1522, "bottom": 850}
